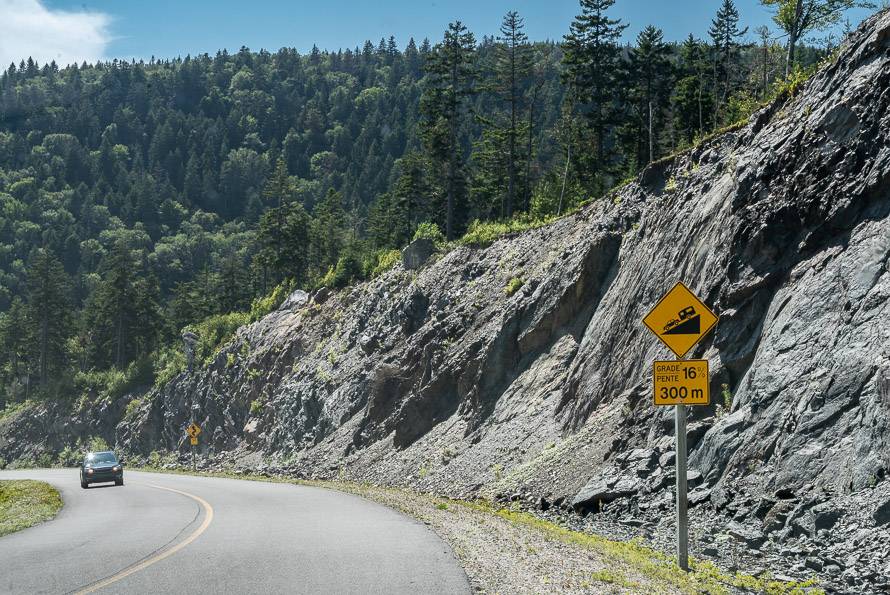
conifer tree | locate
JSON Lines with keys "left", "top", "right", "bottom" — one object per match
{"left": 623, "top": 26, "right": 672, "bottom": 168}
{"left": 709, "top": 0, "right": 748, "bottom": 124}
{"left": 25, "top": 249, "right": 71, "bottom": 387}
{"left": 420, "top": 21, "right": 477, "bottom": 240}
{"left": 496, "top": 11, "right": 532, "bottom": 217}
{"left": 561, "top": 0, "right": 627, "bottom": 192}
{"left": 673, "top": 35, "right": 714, "bottom": 144}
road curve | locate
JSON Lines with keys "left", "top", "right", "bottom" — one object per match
{"left": 0, "top": 469, "right": 470, "bottom": 595}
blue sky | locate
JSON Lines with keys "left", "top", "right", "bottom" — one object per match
{"left": 0, "top": 0, "right": 879, "bottom": 67}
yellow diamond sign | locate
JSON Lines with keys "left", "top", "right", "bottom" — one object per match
{"left": 187, "top": 423, "right": 201, "bottom": 438}
{"left": 643, "top": 281, "right": 718, "bottom": 358}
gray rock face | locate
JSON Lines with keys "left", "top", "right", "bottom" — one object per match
{"left": 3, "top": 9, "right": 890, "bottom": 591}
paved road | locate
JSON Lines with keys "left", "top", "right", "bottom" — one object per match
{"left": 0, "top": 469, "right": 470, "bottom": 595}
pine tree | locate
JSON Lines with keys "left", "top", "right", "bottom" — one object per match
{"left": 262, "top": 157, "right": 296, "bottom": 271}
{"left": 420, "top": 21, "right": 477, "bottom": 240}
{"left": 26, "top": 249, "right": 71, "bottom": 387}
{"left": 623, "top": 26, "right": 672, "bottom": 168}
{"left": 86, "top": 242, "right": 159, "bottom": 369}
{"left": 673, "top": 35, "right": 714, "bottom": 144}
{"left": 496, "top": 11, "right": 532, "bottom": 217}
{"left": 709, "top": 0, "right": 749, "bottom": 125}
{"left": 0, "top": 298, "right": 31, "bottom": 400}
{"left": 561, "top": 0, "right": 627, "bottom": 192}
{"left": 257, "top": 201, "right": 312, "bottom": 285}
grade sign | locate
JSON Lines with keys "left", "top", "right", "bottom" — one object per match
{"left": 653, "top": 360, "right": 709, "bottom": 406}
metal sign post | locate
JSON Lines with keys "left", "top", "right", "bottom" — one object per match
{"left": 186, "top": 423, "right": 201, "bottom": 472}
{"left": 675, "top": 402, "right": 688, "bottom": 570}
{"left": 182, "top": 330, "right": 200, "bottom": 472}
{"left": 643, "top": 282, "right": 718, "bottom": 572}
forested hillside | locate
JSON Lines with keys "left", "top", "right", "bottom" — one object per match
{"left": 0, "top": 1, "right": 833, "bottom": 405}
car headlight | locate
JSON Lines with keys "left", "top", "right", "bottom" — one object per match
{"left": 112, "top": 466, "right": 121, "bottom": 472}
{"left": 86, "top": 468, "right": 94, "bottom": 475}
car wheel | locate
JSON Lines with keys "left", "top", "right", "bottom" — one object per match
{"left": 115, "top": 478, "right": 123, "bottom": 486}
{"left": 81, "top": 480, "right": 88, "bottom": 489}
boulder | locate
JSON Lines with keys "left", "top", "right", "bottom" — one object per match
{"left": 572, "top": 475, "right": 638, "bottom": 512}
{"left": 401, "top": 238, "right": 436, "bottom": 270}
{"left": 725, "top": 521, "right": 767, "bottom": 549}
{"left": 873, "top": 499, "right": 890, "bottom": 526}
{"left": 813, "top": 502, "right": 843, "bottom": 531}
{"left": 279, "top": 289, "right": 309, "bottom": 312}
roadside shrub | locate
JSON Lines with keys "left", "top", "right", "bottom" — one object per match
{"left": 148, "top": 450, "right": 163, "bottom": 468}
{"left": 36, "top": 452, "right": 53, "bottom": 468}
{"left": 250, "top": 399, "right": 264, "bottom": 415}
{"left": 57, "top": 445, "right": 78, "bottom": 467}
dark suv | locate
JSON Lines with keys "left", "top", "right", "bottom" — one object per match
{"left": 79, "top": 451, "right": 124, "bottom": 488}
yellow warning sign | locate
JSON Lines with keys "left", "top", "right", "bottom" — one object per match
{"left": 190, "top": 436, "right": 198, "bottom": 445}
{"left": 186, "top": 423, "right": 202, "bottom": 438}
{"left": 653, "top": 360, "right": 710, "bottom": 406}
{"left": 643, "top": 282, "right": 718, "bottom": 358}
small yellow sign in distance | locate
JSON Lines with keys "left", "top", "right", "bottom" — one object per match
{"left": 190, "top": 436, "right": 198, "bottom": 445}
{"left": 653, "top": 360, "right": 709, "bottom": 406}
{"left": 186, "top": 423, "right": 201, "bottom": 438}
{"left": 643, "top": 281, "right": 719, "bottom": 358}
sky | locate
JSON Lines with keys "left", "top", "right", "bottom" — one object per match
{"left": 0, "top": 0, "right": 880, "bottom": 68}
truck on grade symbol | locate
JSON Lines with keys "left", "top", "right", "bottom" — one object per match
{"left": 662, "top": 306, "right": 697, "bottom": 332}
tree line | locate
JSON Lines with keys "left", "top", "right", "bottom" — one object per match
{"left": 0, "top": 0, "right": 868, "bottom": 403}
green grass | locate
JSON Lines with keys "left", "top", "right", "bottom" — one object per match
{"left": 0, "top": 480, "right": 63, "bottom": 537}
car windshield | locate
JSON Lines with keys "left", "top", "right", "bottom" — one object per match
{"left": 87, "top": 453, "right": 117, "bottom": 465}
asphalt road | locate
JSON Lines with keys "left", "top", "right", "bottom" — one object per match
{"left": 0, "top": 469, "right": 470, "bottom": 595}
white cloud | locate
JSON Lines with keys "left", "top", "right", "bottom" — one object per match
{"left": 0, "top": 0, "right": 111, "bottom": 69}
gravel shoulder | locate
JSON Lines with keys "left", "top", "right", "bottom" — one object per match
{"left": 0, "top": 479, "right": 63, "bottom": 537}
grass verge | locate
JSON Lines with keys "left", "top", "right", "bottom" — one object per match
{"left": 0, "top": 480, "right": 63, "bottom": 537}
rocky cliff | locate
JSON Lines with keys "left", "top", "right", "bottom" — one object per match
{"left": 4, "top": 9, "right": 890, "bottom": 591}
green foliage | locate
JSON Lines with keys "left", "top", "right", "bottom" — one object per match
{"left": 249, "top": 281, "right": 293, "bottom": 322}
{"left": 155, "top": 310, "right": 251, "bottom": 386}
{"left": 369, "top": 249, "right": 401, "bottom": 277}
{"left": 124, "top": 398, "right": 142, "bottom": 420}
{"left": 412, "top": 221, "right": 446, "bottom": 245}
{"left": 460, "top": 214, "right": 554, "bottom": 247}
{"left": 0, "top": 6, "right": 840, "bottom": 403}
{"left": 250, "top": 400, "right": 264, "bottom": 416}
{"left": 721, "top": 383, "right": 733, "bottom": 410}
{"left": 87, "top": 436, "right": 110, "bottom": 452}
{"left": 57, "top": 445, "right": 79, "bottom": 467}
{"left": 74, "top": 358, "right": 153, "bottom": 403}
{"left": 321, "top": 250, "right": 363, "bottom": 289}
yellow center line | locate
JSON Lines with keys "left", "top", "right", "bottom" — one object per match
{"left": 75, "top": 484, "right": 214, "bottom": 595}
